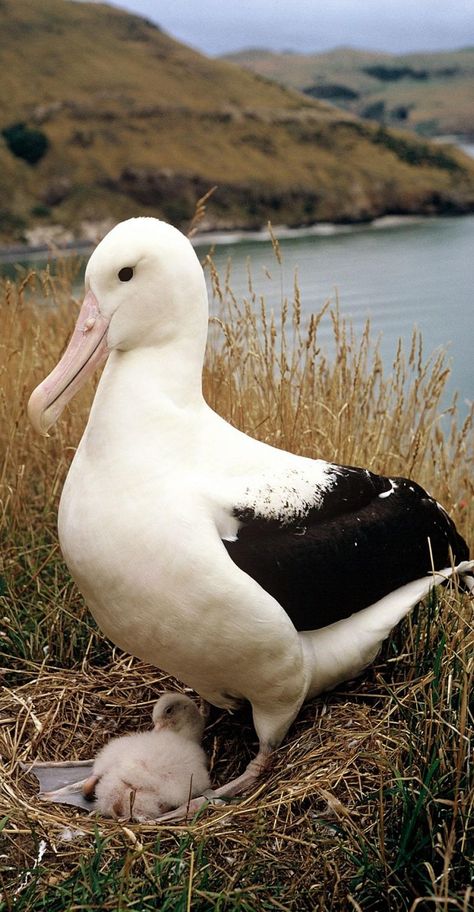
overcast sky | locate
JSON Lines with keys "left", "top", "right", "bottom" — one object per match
{"left": 101, "top": 0, "right": 474, "bottom": 55}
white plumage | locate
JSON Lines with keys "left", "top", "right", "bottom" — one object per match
{"left": 82, "top": 693, "right": 210, "bottom": 820}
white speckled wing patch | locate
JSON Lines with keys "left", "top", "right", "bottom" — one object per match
{"left": 233, "top": 461, "right": 337, "bottom": 526}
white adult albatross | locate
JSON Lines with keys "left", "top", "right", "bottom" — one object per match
{"left": 28, "top": 217, "right": 472, "bottom": 819}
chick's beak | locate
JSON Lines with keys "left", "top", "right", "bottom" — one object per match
{"left": 28, "top": 290, "right": 110, "bottom": 436}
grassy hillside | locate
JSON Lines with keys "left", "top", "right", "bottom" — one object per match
{"left": 1, "top": 1, "right": 474, "bottom": 244}
{"left": 224, "top": 46, "right": 474, "bottom": 138}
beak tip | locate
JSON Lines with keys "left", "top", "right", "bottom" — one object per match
{"left": 27, "top": 388, "right": 50, "bottom": 436}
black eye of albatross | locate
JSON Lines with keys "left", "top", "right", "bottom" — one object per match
{"left": 118, "top": 267, "right": 134, "bottom": 282}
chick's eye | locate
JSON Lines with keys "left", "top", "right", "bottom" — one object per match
{"left": 164, "top": 706, "right": 174, "bottom": 716}
{"left": 118, "top": 266, "right": 134, "bottom": 282}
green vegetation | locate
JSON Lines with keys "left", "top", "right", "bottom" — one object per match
{"left": 363, "top": 64, "right": 431, "bottom": 81}
{"left": 371, "top": 126, "right": 462, "bottom": 171}
{"left": 1, "top": 122, "right": 49, "bottom": 165}
{"left": 1, "top": 249, "right": 473, "bottom": 909}
{"left": 0, "top": 0, "right": 474, "bottom": 244}
{"left": 303, "top": 83, "right": 360, "bottom": 100}
{"left": 225, "top": 46, "right": 474, "bottom": 137}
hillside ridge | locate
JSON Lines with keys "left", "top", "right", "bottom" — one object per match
{"left": 1, "top": 0, "right": 473, "bottom": 245}
{"left": 223, "top": 46, "right": 474, "bottom": 138}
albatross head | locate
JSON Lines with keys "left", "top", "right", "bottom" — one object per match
{"left": 28, "top": 217, "right": 208, "bottom": 435}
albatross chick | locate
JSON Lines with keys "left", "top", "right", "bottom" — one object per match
{"left": 82, "top": 693, "right": 210, "bottom": 820}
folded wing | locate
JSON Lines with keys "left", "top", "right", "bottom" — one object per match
{"left": 223, "top": 465, "right": 469, "bottom": 631}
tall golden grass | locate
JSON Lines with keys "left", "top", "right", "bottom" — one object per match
{"left": 0, "top": 251, "right": 472, "bottom": 911}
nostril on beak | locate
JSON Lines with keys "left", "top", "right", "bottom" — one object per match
{"left": 83, "top": 316, "right": 97, "bottom": 333}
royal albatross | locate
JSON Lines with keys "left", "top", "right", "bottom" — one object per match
{"left": 28, "top": 217, "right": 472, "bottom": 820}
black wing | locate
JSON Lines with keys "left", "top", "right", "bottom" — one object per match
{"left": 223, "top": 465, "right": 468, "bottom": 632}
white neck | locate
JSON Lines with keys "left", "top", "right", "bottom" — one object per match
{"left": 81, "top": 329, "right": 207, "bottom": 460}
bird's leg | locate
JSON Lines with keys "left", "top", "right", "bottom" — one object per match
{"left": 206, "top": 744, "right": 272, "bottom": 800}
{"left": 156, "top": 743, "right": 273, "bottom": 823}
{"left": 157, "top": 665, "right": 306, "bottom": 823}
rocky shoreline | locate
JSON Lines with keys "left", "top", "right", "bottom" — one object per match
{"left": 0, "top": 211, "right": 470, "bottom": 264}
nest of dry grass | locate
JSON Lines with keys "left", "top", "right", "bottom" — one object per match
{"left": 2, "top": 588, "right": 472, "bottom": 911}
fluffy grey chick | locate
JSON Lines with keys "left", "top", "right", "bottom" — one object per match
{"left": 82, "top": 693, "right": 210, "bottom": 819}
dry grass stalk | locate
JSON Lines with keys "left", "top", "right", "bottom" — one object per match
{"left": 0, "top": 256, "right": 472, "bottom": 910}
{"left": 187, "top": 186, "right": 218, "bottom": 238}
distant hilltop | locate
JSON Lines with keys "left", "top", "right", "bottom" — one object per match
{"left": 222, "top": 46, "right": 474, "bottom": 139}
{"left": 1, "top": 0, "right": 474, "bottom": 246}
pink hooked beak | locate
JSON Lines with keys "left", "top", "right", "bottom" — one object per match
{"left": 28, "top": 290, "right": 110, "bottom": 436}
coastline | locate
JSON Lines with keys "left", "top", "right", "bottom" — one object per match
{"left": 2, "top": 135, "right": 473, "bottom": 264}
{"left": 0, "top": 213, "right": 456, "bottom": 264}
{"left": 192, "top": 214, "right": 433, "bottom": 248}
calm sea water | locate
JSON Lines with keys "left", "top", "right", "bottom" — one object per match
{"left": 2, "top": 214, "right": 473, "bottom": 414}
{"left": 196, "top": 215, "right": 474, "bottom": 416}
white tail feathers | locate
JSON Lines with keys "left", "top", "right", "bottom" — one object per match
{"left": 301, "top": 560, "right": 474, "bottom": 699}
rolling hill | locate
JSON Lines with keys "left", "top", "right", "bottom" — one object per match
{"left": 1, "top": 1, "right": 474, "bottom": 245}
{"left": 223, "top": 47, "right": 474, "bottom": 138}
